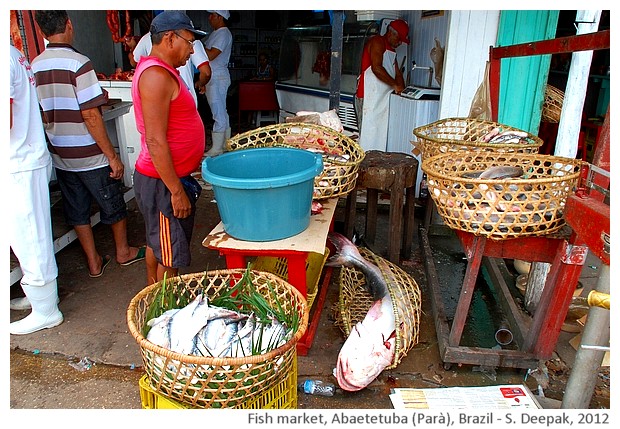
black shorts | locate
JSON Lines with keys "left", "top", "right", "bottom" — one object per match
{"left": 133, "top": 170, "right": 200, "bottom": 268}
{"left": 55, "top": 166, "right": 127, "bottom": 226}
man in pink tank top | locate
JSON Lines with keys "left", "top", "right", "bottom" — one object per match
{"left": 131, "top": 11, "right": 206, "bottom": 285}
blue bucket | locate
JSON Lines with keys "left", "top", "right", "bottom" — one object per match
{"left": 202, "top": 147, "right": 324, "bottom": 241}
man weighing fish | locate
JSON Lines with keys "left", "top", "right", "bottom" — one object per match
{"left": 355, "top": 19, "right": 409, "bottom": 152}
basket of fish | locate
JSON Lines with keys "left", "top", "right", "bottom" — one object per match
{"left": 126, "top": 268, "right": 308, "bottom": 409}
{"left": 413, "top": 117, "right": 543, "bottom": 161}
{"left": 326, "top": 232, "right": 422, "bottom": 392}
{"left": 421, "top": 152, "right": 583, "bottom": 239}
{"left": 226, "top": 122, "right": 365, "bottom": 200}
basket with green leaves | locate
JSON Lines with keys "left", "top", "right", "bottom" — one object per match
{"left": 127, "top": 268, "right": 308, "bottom": 408}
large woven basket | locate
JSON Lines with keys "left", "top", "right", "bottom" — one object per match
{"left": 542, "top": 85, "right": 564, "bottom": 123}
{"left": 127, "top": 269, "right": 308, "bottom": 409}
{"left": 422, "top": 152, "right": 582, "bottom": 239}
{"left": 413, "top": 117, "right": 543, "bottom": 161}
{"left": 227, "top": 123, "right": 365, "bottom": 200}
{"left": 336, "top": 247, "right": 421, "bottom": 369}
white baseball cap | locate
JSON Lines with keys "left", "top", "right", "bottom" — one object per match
{"left": 207, "top": 10, "right": 230, "bottom": 20}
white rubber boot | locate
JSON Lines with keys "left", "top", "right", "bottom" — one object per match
{"left": 10, "top": 281, "right": 63, "bottom": 335}
{"left": 10, "top": 295, "right": 60, "bottom": 311}
{"left": 206, "top": 131, "right": 226, "bottom": 157}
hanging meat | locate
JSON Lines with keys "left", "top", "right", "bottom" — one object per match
{"left": 312, "top": 51, "right": 331, "bottom": 86}
{"left": 10, "top": 10, "right": 24, "bottom": 53}
{"left": 106, "top": 10, "right": 132, "bottom": 44}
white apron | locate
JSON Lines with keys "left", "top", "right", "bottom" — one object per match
{"left": 359, "top": 49, "right": 397, "bottom": 152}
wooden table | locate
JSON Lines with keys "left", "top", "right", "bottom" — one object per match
{"left": 420, "top": 226, "right": 588, "bottom": 369}
{"left": 203, "top": 198, "right": 338, "bottom": 355}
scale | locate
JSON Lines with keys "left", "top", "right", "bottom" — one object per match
{"left": 400, "top": 86, "right": 441, "bottom": 100}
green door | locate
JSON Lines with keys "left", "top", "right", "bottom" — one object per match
{"left": 496, "top": 11, "right": 560, "bottom": 134}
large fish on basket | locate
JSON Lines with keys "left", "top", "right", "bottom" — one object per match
{"left": 326, "top": 232, "right": 397, "bottom": 391}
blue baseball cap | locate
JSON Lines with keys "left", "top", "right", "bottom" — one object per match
{"left": 150, "top": 11, "right": 206, "bottom": 37}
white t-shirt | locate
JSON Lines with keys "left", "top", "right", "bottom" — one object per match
{"left": 9, "top": 45, "right": 51, "bottom": 174}
{"left": 133, "top": 33, "right": 209, "bottom": 106}
{"left": 204, "top": 27, "right": 232, "bottom": 76}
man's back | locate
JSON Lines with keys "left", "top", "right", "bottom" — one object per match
{"left": 32, "top": 43, "right": 108, "bottom": 171}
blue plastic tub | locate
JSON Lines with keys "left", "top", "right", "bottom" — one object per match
{"left": 202, "top": 147, "right": 323, "bottom": 241}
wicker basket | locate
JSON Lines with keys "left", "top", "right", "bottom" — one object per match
{"left": 226, "top": 123, "right": 365, "bottom": 200}
{"left": 413, "top": 117, "right": 543, "bottom": 161}
{"left": 336, "top": 247, "right": 422, "bottom": 369}
{"left": 127, "top": 269, "right": 308, "bottom": 409}
{"left": 542, "top": 85, "right": 564, "bottom": 123}
{"left": 422, "top": 152, "right": 582, "bottom": 239}
{"left": 138, "top": 354, "right": 298, "bottom": 409}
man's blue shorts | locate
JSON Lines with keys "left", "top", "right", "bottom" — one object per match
{"left": 55, "top": 166, "right": 127, "bottom": 226}
{"left": 133, "top": 170, "right": 199, "bottom": 268}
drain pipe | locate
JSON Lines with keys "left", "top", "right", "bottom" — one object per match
{"left": 495, "top": 320, "right": 514, "bottom": 346}
{"left": 561, "top": 264, "right": 610, "bottom": 409}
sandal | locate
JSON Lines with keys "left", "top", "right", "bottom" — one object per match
{"left": 89, "top": 255, "right": 112, "bottom": 278}
{"left": 119, "top": 246, "right": 146, "bottom": 266}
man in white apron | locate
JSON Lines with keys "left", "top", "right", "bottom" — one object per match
{"left": 355, "top": 19, "right": 409, "bottom": 152}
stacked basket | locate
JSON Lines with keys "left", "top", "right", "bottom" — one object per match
{"left": 422, "top": 151, "right": 582, "bottom": 239}
{"left": 414, "top": 117, "right": 581, "bottom": 240}
{"left": 226, "top": 123, "right": 365, "bottom": 200}
{"left": 127, "top": 269, "right": 308, "bottom": 409}
{"left": 336, "top": 247, "right": 422, "bottom": 369}
{"left": 413, "top": 117, "right": 543, "bottom": 160}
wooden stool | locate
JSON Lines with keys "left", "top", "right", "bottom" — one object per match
{"left": 344, "top": 151, "right": 418, "bottom": 263}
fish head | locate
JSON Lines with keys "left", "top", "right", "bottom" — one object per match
{"left": 335, "top": 321, "right": 395, "bottom": 391}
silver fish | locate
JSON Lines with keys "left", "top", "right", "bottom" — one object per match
{"left": 166, "top": 294, "right": 215, "bottom": 355}
{"left": 146, "top": 308, "right": 180, "bottom": 350}
{"left": 478, "top": 166, "right": 524, "bottom": 180}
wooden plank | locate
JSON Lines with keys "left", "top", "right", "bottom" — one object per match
{"left": 525, "top": 241, "right": 587, "bottom": 357}
{"left": 491, "top": 30, "right": 610, "bottom": 59}
{"left": 448, "top": 235, "right": 485, "bottom": 347}
{"left": 365, "top": 188, "right": 378, "bottom": 244}
{"left": 443, "top": 345, "right": 539, "bottom": 369}
{"left": 419, "top": 227, "right": 450, "bottom": 361}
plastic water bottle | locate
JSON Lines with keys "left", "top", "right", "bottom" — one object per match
{"left": 298, "top": 379, "right": 336, "bottom": 396}
{"left": 419, "top": 173, "right": 429, "bottom": 201}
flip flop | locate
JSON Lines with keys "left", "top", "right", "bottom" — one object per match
{"left": 89, "top": 255, "right": 112, "bottom": 278}
{"left": 119, "top": 246, "right": 146, "bottom": 266}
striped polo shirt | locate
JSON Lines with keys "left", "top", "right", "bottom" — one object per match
{"left": 31, "top": 43, "right": 109, "bottom": 172}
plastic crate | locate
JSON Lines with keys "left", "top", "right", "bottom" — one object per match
{"left": 251, "top": 247, "right": 329, "bottom": 310}
{"left": 139, "top": 354, "right": 298, "bottom": 409}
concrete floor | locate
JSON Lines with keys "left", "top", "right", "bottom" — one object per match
{"left": 9, "top": 187, "right": 610, "bottom": 411}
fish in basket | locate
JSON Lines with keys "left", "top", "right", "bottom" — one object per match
{"left": 421, "top": 152, "right": 582, "bottom": 239}
{"left": 327, "top": 232, "right": 422, "bottom": 391}
{"left": 413, "top": 117, "right": 543, "bottom": 162}
{"left": 127, "top": 268, "right": 308, "bottom": 408}
{"left": 225, "top": 122, "right": 365, "bottom": 200}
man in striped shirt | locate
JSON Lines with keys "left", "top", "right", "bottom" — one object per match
{"left": 32, "top": 10, "right": 144, "bottom": 278}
